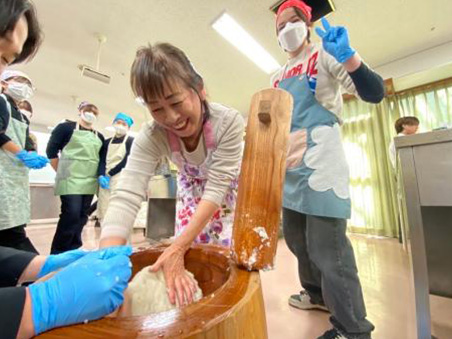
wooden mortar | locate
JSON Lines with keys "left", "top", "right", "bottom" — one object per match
{"left": 37, "top": 88, "right": 292, "bottom": 338}
{"left": 37, "top": 245, "right": 267, "bottom": 338}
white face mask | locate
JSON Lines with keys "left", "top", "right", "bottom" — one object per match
{"left": 81, "top": 111, "right": 97, "bottom": 124}
{"left": 278, "top": 21, "right": 308, "bottom": 52}
{"left": 5, "top": 82, "right": 34, "bottom": 101}
{"left": 20, "top": 109, "right": 32, "bottom": 120}
{"left": 114, "top": 124, "right": 128, "bottom": 136}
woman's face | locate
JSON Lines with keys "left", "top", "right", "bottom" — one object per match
{"left": 276, "top": 7, "right": 303, "bottom": 34}
{"left": 2, "top": 75, "right": 32, "bottom": 89}
{"left": 403, "top": 124, "right": 419, "bottom": 135}
{"left": 0, "top": 16, "right": 28, "bottom": 74}
{"left": 81, "top": 106, "right": 99, "bottom": 117}
{"left": 114, "top": 120, "right": 128, "bottom": 128}
{"left": 147, "top": 81, "right": 205, "bottom": 139}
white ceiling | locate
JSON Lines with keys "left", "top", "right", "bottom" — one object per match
{"left": 11, "top": 0, "right": 452, "bottom": 134}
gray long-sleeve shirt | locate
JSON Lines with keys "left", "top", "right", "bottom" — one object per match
{"left": 100, "top": 102, "right": 244, "bottom": 240}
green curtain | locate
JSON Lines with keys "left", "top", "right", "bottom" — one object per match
{"left": 341, "top": 78, "right": 452, "bottom": 237}
{"left": 396, "top": 80, "right": 452, "bottom": 131}
{"left": 341, "top": 98, "right": 399, "bottom": 237}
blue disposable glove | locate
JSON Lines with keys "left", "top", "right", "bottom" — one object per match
{"left": 37, "top": 246, "right": 133, "bottom": 278}
{"left": 315, "top": 17, "right": 356, "bottom": 63}
{"left": 98, "top": 175, "right": 110, "bottom": 189}
{"left": 16, "top": 150, "right": 50, "bottom": 169}
{"left": 37, "top": 248, "right": 89, "bottom": 279}
{"left": 29, "top": 246, "right": 133, "bottom": 335}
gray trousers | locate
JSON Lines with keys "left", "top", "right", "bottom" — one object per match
{"left": 282, "top": 208, "right": 374, "bottom": 338}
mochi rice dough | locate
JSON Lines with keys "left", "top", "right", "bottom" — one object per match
{"left": 126, "top": 266, "right": 203, "bottom": 316}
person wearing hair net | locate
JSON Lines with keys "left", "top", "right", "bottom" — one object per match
{"left": 0, "top": 3, "right": 132, "bottom": 339}
{"left": 0, "top": 69, "right": 49, "bottom": 254}
{"left": 97, "top": 113, "right": 135, "bottom": 224}
{"left": 272, "top": 1, "right": 385, "bottom": 338}
{"left": 46, "top": 101, "right": 105, "bottom": 254}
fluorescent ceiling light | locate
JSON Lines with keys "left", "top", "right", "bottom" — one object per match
{"left": 212, "top": 12, "right": 281, "bottom": 74}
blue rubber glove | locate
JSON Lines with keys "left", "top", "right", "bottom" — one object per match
{"left": 37, "top": 249, "right": 89, "bottom": 279}
{"left": 38, "top": 246, "right": 133, "bottom": 279}
{"left": 315, "top": 17, "right": 356, "bottom": 63}
{"left": 29, "top": 246, "right": 133, "bottom": 335}
{"left": 98, "top": 175, "right": 110, "bottom": 189}
{"left": 16, "top": 150, "right": 50, "bottom": 169}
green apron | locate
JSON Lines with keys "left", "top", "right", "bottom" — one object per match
{"left": 55, "top": 123, "right": 102, "bottom": 196}
{"left": 0, "top": 94, "right": 30, "bottom": 230}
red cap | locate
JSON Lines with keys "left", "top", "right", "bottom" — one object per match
{"left": 277, "top": 0, "right": 312, "bottom": 22}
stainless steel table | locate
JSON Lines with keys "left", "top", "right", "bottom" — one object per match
{"left": 395, "top": 129, "right": 452, "bottom": 339}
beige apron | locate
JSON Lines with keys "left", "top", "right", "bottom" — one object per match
{"left": 97, "top": 136, "right": 129, "bottom": 221}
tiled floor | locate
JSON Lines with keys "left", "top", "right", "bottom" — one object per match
{"left": 27, "top": 223, "right": 452, "bottom": 338}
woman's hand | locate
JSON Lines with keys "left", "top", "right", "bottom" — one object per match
{"left": 315, "top": 17, "right": 356, "bottom": 64}
{"left": 149, "top": 243, "right": 197, "bottom": 306}
{"left": 149, "top": 200, "right": 219, "bottom": 306}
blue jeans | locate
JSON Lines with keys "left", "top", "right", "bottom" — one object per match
{"left": 51, "top": 194, "right": 93, "bottom": 254}
{"left": 283, "top": 208, "right": 374, "bottom": 338}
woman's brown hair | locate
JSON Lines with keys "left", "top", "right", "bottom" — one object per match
{"left": 394, "top": 116, "right": 419, "bottom": 134}
{"left": 130, "top": 43, "right": 209, "bottom": 119}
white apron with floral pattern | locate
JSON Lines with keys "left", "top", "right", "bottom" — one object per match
{"left": 167, "top": 120, "right": 239, "bottom": 247}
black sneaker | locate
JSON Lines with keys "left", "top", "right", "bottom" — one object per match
{"left": 317, "top": 328, "right": 348, "bottom": 339}
{"left": 318, "top": 328, "right": 370, "bottom": 339}
{"left": 288, "top": 290, "right": 329, "bottom": 312}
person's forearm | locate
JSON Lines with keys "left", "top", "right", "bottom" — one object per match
{"left": 17, "top": 288, "right": 35, "bottom": 339}
{"left": 343, "top": 53, "right": 361, "bottom": 73}
{"left": 18, "top": 256, "right": 47, "bottom": 284}
{"left": 99, "top": 236, "right": 127, "bottom": 248}
{"left": 173, "top": 200, "right": 219, "bottom": 250}
{"left": 1, "top": 140, "right": 22, "bottom": 154}
{"left": 50, "top": 158, "right": 59, "bottom": 172}
{"left": 346, "top": 56, "right": 385, "bottom": 104}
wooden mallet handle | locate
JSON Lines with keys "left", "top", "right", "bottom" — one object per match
{"left": 232, "top": 88, "right": 293, "bottom": 271}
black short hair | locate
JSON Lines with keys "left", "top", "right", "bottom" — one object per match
{"left": 0, "top": 0, "right": 42, "bottom": 64}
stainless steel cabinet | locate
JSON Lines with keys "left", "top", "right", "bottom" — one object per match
{"left": 395, "top": 129, "right": 452, "bottom": 339}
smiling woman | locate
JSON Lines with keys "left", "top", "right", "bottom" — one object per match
{"left": 131, "top": 43, "right": 209, "bottom": 142}
{"left": 100, "top": 42, "right": 245, "bottom": 309}
{"left": 0, "top": 0, "right": 42, "bottom": 73}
